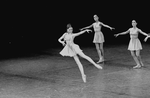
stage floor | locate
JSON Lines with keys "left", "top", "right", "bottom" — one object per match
{"left": 0, "top": 45, "right": 149, "bottom": 98}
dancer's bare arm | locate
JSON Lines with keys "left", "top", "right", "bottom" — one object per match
{"left": 138, "top": 29, "right": 148, "bottom": 36}
{"left": 100, "top": 22, "right": 115, "bottom": 30}
{"left": 114, "top": 29, "right": 130, "bottom": 37}
{"left": 80, "top": 24, "right": 93, "bottom": 30}
{"left": 58, "top": 33, "right": 66, "bottom": 46}
{"left": 73, "top": 29, "right": 92, "bottom": 37}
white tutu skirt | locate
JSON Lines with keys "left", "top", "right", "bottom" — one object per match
{"left": 93, "top": 31, "right": 105, "bottom": 43}
{"left": 60, "top": 44, "right": 83, "bottom": 57}
{"left": 128, "top": 38, "right": 142, "bottom": 51}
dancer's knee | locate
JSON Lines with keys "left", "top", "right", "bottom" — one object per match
{"left": 136, "top": 50, "right": 140, "bottom": 57}
{"left": 130, "top": 51, "right": 136, "bottom": 57}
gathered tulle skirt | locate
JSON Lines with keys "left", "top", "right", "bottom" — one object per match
{"left": 60, "top": 43, "right": 83, "bottom": 57}
{"left": 128, "top": 38, "right": 142, "bottom": 51}
{"left": 93, "top": 31, "right": 105, "bottom": 43}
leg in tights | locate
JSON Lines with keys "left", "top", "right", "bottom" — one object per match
{"left": 77, "top": 51, "right": 102, "bottom": 69}
{"left": 95, "top": 43, "right": 102, "bottom": 61}
{"left": 130, "top": 51, "right": 141, "bottom": 68}
{"left": 136, "top": 50, "right": 144, "bottom": 66}
{"left": 73, "top": 55, "right": 86, "bottom": 83}
{"left": 100, "top": 43, "right": 104, "bottom": 60}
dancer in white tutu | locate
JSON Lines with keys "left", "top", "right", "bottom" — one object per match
{"left": 80, "top": 15, "right": 114, "bottom": 63}
{"left": 58, "top": 24, "right": 102, "bottom": 83}
{"left": 114, "top": 20, "right": 149, "bottom": 68}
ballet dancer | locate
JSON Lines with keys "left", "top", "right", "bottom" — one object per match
{"left": 114, "top": 20, "right": 149, "bottom": 68}
{"left": 80, "top": 15, "right": 115, "bottom": 63}
{"left": 58, "top": 24, "right": 102, "bottom": 83}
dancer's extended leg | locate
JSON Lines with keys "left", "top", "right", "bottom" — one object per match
{"left": 73, "top": 55, "right": 86, "bottom": 83}
{"left": 78, "top": 52, "right": 102, "bottom": 69}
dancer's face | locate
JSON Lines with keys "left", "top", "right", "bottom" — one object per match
{"left": 67, "top": 27, "right": 73, "bottom": 33}
{"left": 132, "top": 20, "right": 137, "bottom": 27}
{"left": 94, "top": 16, "right": 99, "bottom": 22}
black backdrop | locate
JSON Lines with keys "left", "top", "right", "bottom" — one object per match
{"left": 2, "top": 1, "right": 150, "bottom": 57}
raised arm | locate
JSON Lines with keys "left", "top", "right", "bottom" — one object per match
{"left": 73, "top": 29, "right": 92, "bottom": 37}
{"left": 100, "top": 22, "right": 115, "bottom": 30}
{"left": 80, "top": 24, "right": 93, "bottom": 30}
{"left": 58, "top": 33, "right": 66, "bottom": 46}
{"left": 138, "top": 29, "right": 148, "bottom": 36}
{"left": 114, "top": 29, "right": 130, "bottom": 37}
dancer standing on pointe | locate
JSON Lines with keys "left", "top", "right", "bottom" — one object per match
{"left": 58, "top": 24, "right": 102, "bottom": 83}
{"left": 114, "top": 20, "right": 149, "bottom": 68}
{"left": 80, "top": 15, "right": 115, "bottom": 63}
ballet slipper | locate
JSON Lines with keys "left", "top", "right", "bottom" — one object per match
{"left": 133, "top": 65, "right": 141, "bottom": 69}
{"left": 97, "top": 57, "right": 104, "bottom": 63}
{"left": 95, "top": 64, "right": 103, "bottom": 69}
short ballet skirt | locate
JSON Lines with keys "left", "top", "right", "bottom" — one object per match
{"left": 93, "top": 31, "right": 105, "bottom": 43}
{"left": 60, "top": 43, "right": 83, "bottom": 57}
{"left": 128, "top": 38, "right": 142, "bottom": 51}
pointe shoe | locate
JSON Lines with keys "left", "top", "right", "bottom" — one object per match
{"left": 95, "top": 64, "right": 103, "bottom": 69}
{"left": 82, "top": 75, "right": 86, "bottom": 83}
{"left": 133, "top": 65, "right": 141, "bottom": 69}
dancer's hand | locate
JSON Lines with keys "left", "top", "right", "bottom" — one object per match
{"left": 110, "top": 27, "right": 115, "bottom": 30}
{"left": 86, "top": 29, "right": 92, "bottom": 33}
{"left": 61, "top": 42, "right": 65, "bottom": 46}
{"left": 114, "top": 34, "right": 119, "bottom": 37}
{"left": 144, "top": 36, "right": 149, "bottom": 42}
{"left": 144, "top": 37, "right": 148, "bottom": 42}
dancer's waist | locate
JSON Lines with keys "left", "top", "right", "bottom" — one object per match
{"left": 94, "top": 30, "right": 102, "bottom": 33}
{"left": 130, "top": 36, "right": 138, "bottom": 39}
{"left": 66, "top": 41, "right": 74, "bottom": 45}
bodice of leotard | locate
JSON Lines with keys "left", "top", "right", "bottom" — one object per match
{"left": 93, "top": 22, "right": 101, "bottom": 32}
{"left": 129, "top": 28, "right": 139, "bottom": 39}
{"left": 64, "top": 33, "right": 74, "bottom": 44}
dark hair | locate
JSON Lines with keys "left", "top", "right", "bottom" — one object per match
{"left": 67, "top": 24, "right": 72, "bottom": 29}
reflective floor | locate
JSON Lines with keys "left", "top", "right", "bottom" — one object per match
{"left": 0, "top": 45, "right": 149, "bottom": 98}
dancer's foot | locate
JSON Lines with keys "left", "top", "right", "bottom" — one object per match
{"left": 82, "top": 75, "right": 86, "bottom": 83}
{"left": 97, "top": 57, "right": 104, "bottom": 63}
{"left": 95, "top": 64, "right": 103, "bottom": 69}
{"left": 133, "top": 64, "right": 141, "bottom": 69}
{"left": 140, "top": 62, "right": 144, "bottom": 67}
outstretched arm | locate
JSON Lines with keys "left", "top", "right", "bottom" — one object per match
{"left": 138, "top": 29, "right": 148, "bottom": 36}
{"left": 80, "top": 24, "right": 93, "bottom": 30}
{"left": 73, "top": 29, "right": 92, "bottom": 37}
{"left": 114, "top": 29, "right": 130, "bottom": 37}
{"left": 58, "top": 33, "right": 66, "bottom": 46}
{"left": 100, "top": 22, "right": 115, "bottom": 30}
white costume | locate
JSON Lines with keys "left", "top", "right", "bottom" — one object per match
{"left": 128, "top": 28, "right": 142, "bottom": 51}
{"left": 92, "top": 22, "right": 105, "bottom": 43}
{"left": 60, "top": 33, "right": 83, "bottom": 57}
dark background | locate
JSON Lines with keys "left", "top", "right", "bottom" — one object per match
{"left": 2, "top": 1, "right": 150, "bottom": 58}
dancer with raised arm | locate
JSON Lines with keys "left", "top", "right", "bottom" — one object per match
{"left": 114, "top": 20, "right": 149, "bottom": 68}
{"left": 80, "top": 15, "right": 115, "bottom": 63}
{"left": 58, "top": 24, "right": 102, "bottom": 83}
